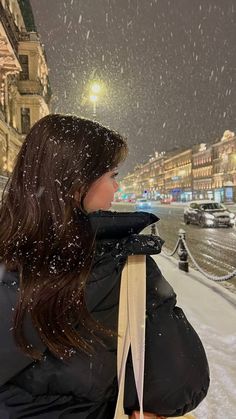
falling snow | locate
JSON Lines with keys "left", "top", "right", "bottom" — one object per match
{"left": 30, "top": 0, "right": 235, "bottom": 177}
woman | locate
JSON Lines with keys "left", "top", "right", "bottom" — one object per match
{"left": 0, "top": 114, "right": 209, "bottom": 418}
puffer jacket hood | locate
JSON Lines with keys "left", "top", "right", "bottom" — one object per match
{"left": 89, "top": 210, "right": 159, "bottom": 239}
{"left": 90, "top": 210, "right": 164, "bottom": 258}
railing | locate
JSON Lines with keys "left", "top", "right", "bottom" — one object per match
{"left": 151, "top": 224, "right": 236, "bottom": 282}
{"left": 17, "top": 78, "right": 51, "bottom": 104}
{"left": 19, "top": 32, "right": 39, "bottom": 42}
{"left": 18, "top": 79, "right": 44, "bottom": 95}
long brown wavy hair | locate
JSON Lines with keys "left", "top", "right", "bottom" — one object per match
{"left": 0, "top": 114, "right": 128, "bottom": 360}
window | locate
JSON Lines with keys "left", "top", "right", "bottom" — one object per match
{"left": 19, "top": 55, "right": 29, "bottom": 80}
{"left": 200, "top": 203, "right": 225, "bottom": 210}
{"left": 21, "top": 108, "right": 31, "bottom": 134}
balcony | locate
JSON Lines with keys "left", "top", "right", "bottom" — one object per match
{"left": 17, "top": 78, "right": 51, "bottom": 103}
{"left": 19, "top": 32, "right": 39, "bottom": 42}
{"left": 0, "top": 2, "right": 19, "bottom": 57}
{"left": 18, "top": 79, "right": 43, "bottom": 95}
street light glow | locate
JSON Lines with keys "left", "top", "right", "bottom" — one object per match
{"left": 87, "top": 80, "right": 105, "bottom": 117}
{"left": 91, "top": 82, "right": 101, "bottom": 94}
{"left": 90, "top": 94, "right": 98, "bottom": 103}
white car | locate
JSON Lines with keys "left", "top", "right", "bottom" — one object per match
{"left": 135, "top": 198, "right": 152, "bottom": 210}
{"left": 184, "top": 200, "right": 235, "bottom": 227}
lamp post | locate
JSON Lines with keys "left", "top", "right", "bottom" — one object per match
{"left": 89, "top": 82, "right": 101, "bottom": 118}
{"left": 89, "top": 94, "right": 98, "bottom": 118}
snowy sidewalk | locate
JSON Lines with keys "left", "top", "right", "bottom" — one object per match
{"left": 153, "top": 253, "right": 236, "bottom": 419}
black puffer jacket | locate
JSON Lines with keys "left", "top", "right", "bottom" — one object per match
{"left": 0, "top": 211, "right": 209, "bottom": 419}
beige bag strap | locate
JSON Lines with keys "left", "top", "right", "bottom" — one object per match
{"left": 114, "top": 259, "right": 130, "bottom": 419}
{"left": 114, "top": 255, "right": 146, "bottom": 419}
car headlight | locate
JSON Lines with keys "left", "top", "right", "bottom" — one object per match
{"left": 229, "top": 213, "right": 235, "bottom": 219}
{"left": 204, "top": 213, "right": 215, "bottom": 220}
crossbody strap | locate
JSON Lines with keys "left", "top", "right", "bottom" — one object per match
{"left": 114, "top": 255, "right": 146, "bottom": 419}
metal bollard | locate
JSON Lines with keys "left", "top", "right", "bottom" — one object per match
{"left": 151, "top": 223, "right": 158, "bottom": 236}
{"left": 178, "top": 229, "right": 189, "bottom": 272}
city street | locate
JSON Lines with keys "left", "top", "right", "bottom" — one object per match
{"left": 1, "top": 1, "right": 235, "bottom": 418}
{"left": 112, "top": 202, "right": 236, "bottom": 294}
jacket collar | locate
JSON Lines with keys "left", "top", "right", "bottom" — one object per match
{"left": 88, "top": 210, "right": 159, "bottom": 240}
{"left": 88, "top": 210, "right": 163, "bottom": 257}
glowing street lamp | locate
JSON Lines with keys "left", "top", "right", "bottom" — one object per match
{"left": 89, "top": 81, "right": 102, "bottom": 118}
{"left": 89, "top": 94, "right": 98, "bottom": 117}
{"left": 91, "top": 82, "right": 101, "bottom": 94}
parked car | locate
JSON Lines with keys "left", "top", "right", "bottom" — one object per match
{"left": 184, "top": 200, "right": 235, "bottom": 228}
{"left": 135, "top": 198, "right": 152, "bottom": 210}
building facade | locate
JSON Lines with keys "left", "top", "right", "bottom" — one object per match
{"left": 120, "top": 130, "right": 236, "bottom": 203}
{"left": 0, "top": 0, "right": 51, "bottom": 178}
{"left": 212, "top": 130, "right": 236, "bottom": 203}
{"left": 119, "top": 152, "right": 167, "bottom": 200}
{"left": 147, "top": 152, "right": 166, "bottom": 200}
{"left": 192, "top": 144, "right": 213, "bottom": 200}
{"left": 164, "top": 149, "right": 192, "bottom": 202}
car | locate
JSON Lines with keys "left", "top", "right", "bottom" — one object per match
{"left": 160, "top": 197, "right": 172, "bottom": 204}
{"left": 135, "top": 198, "right": 152, "bottom": 210}
{"left": 184, "top": 200, "right": 235, "bottom": 228}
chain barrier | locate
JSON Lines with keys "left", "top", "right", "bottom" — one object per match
{"left": 151, "top": 223, "right": 236, "bottom": 282}
{"left": 181, "top": 238, "right": 236, "bottom": 282}
{"left": 162, "top": 238, "right": 180, "bottom": 257}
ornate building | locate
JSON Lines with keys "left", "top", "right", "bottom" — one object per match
{"left": 192, "top": 144, "right": 213, "bottom": 200}
{"left": 120, "top": 131, "right": 236, "bottom": 203}
{"left": 164, "top": 149, "right": 192, "bottom": 202}
{"left": 212, "top": 130, "right": 236, "bottom": 203}
{"left": 0, "top": 0, "right": 51, "bottom": 179}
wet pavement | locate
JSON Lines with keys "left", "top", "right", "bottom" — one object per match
{"left": 112, "top": 202, "right": 236, "bottom": 294}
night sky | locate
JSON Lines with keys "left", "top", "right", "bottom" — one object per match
{"left": 30, "top": 0, "right": 235, "bottom": 177}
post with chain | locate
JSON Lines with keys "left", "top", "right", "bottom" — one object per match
{"left": 151, "top": 223, "right": 157, "bottom": 236}
{"left": 178, "top": 229, "right": 189, "bottom": 272}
